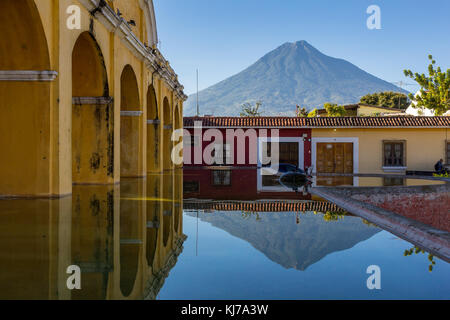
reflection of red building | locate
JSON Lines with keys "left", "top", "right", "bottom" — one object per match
{"left": 183, "top": 117, "right": 313, "bottom": 200}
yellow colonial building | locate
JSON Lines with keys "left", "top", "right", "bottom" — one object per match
{"left": 0, "top": 0, "right": 186, "bottom": 198}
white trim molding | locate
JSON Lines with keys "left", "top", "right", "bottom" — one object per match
{"left": 77, "top": 0, "right": 186, "bottom": 101}
{"left": 382, "top": 166, "right": 407, "bottom": 173}
{"left": 0, "top": 70, "right": 58, "bottom": 81}
{"left": 147, "top": 119, "right": 161, "bottom": 125}
{"left": 121, "top": 111, "right": 143, "bottom": 117}
{"left": 311, "top": 137, "right": 359, "bottom": 186}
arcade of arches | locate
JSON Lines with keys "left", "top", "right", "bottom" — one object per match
{"left": 0, "top": 0, "right": 186, "bottom": 198}
{"left": 0, "top": 0, "right": 186, "bottom": 300}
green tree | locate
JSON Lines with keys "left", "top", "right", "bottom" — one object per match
{"left": 307, "top": 108, "right": 318, "bottom": 117}
{"left": 404, "top": 55, "right": 450, "bottom": 115}
{"left": 240, "top": 101, "right": 263, "bottom": 117}
{"left": 360, "top": 91, "right": 410, "bottom": 109}
{"left": 296, "top": 105, "right": 308, "bottom": 117}
{"left": 324, "top": 103, "right": 347, "bottom": 117}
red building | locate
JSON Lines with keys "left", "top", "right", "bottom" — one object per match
{"left": 183, "top": 117, "right": 312, "bottom": 200}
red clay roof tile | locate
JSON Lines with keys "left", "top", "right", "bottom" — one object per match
{"left": 184, "top": 116, "right": 450, "bottom": 128}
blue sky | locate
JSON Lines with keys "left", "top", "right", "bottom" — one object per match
{"left": 154, "top": 0, "right": 450, "bottom": 95}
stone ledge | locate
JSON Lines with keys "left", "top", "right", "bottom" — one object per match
{"left": 311, "top": 187, "right": 450, "bottom": 263}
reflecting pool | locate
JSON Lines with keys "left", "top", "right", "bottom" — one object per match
{"left": 0, "top": 168, "right": 448, "bottom": 300}
{"left": 158, "top": 209, "right": 450, "bottom": 300}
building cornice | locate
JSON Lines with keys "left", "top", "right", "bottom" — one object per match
{"left": 78, "top": 0, "right": 187, "bottom": 101}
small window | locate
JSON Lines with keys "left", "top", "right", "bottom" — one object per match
{"left": 183, "top": 181, "right": 199, "bottom": 193}
{"left": 212, "top": 170, "right": 231, "bottom": 186}
{"left": 262, "top": 142, "right": 299, "bottom": 167}
{"left": 183, "top": 135, "right": 199, "bottom": 148}
{"left": 383, "top": 141, "right": 406, "bottom": 167}
{"left": 212, "top": 144, "right": 232, "bottom": 165}
{"left": 446, "top": 141, "right": 450, "bottom": 165}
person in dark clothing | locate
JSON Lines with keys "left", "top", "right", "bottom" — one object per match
{"left": 434, "top": 159, "right": 445, "bottom": 174}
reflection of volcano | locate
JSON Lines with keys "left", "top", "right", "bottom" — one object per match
{"left": 187, "top": 211, "right": 380, "bottom": 271}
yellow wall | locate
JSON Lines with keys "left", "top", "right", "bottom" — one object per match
{"left": 0, "top": 0, "right": 185, "bottom": 197}
{"left": 357, "top": 105, "right": 402, "bottom": 116}
{"left": 312, "top": 128, "right": 449, "bottom": 174}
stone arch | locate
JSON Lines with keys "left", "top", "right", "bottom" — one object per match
{"left": 120, "top": 65, "right": 142, "bottom": 177}
{"left": 0, "top": 0, "right": 52, "bottom": 196}
{"left": 162, "top": 97, "right": 173, "bottom": 171}
{"left": 146, "top": 84, "right": 159, "bottom": 172}
{"left": 72, "top": 32, "right": 113, "bottom": 185}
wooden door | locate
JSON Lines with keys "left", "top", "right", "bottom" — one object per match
{"left": 316, "top": 143, "right": 353, "bottom": 186}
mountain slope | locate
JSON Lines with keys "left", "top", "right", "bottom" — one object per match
{"left": 184, "top": 41, "right": 406, "bottom": 116}
{"left": 186, "top": 210, "right": 379, "bottom": 271}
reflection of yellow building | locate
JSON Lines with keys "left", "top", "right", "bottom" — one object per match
{"left": 0, "top": 175, "right": 185, "bottom": 300}
{"left": 0, "top": 0, "right": 186, "bottom": 198}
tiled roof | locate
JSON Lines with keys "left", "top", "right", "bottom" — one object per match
{"left": 184, "top": 116, "right": 450, "bottom": 128}
{"left": 183, "top": 200, "right": 344, "bottom": 213}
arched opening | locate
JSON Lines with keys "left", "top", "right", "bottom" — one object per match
{"left": 0, "top": 0, "right": 52, "bottom": 196}
{"left": 120, "top": 65, "right": 142, "bottom": 177}
{"left": 162, "top": 97, "right": 173, "bottom": 171}
{"left": 72, "top": 32, "right": 113, "bottom": 185}
{"left": 146, "top": 85, "right": 159, "bottom": 173}
{"left": 146, "top": 174, "right": 160, "bottom": 267}
{"left": 120, "top": 180, "right": 142, "bottom": 297}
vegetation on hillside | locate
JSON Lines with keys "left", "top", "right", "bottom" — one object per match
{"left": 360, "top": 91, "right": 410, "bottom": 109}
{"left": 240, "top": 101, "right": 263, "bottom": 117}
{"left": 324, "top": 103, "right": 347, "bottom": 117}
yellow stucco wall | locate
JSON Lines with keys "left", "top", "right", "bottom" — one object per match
{"left": 0, "top": 0, "right": 185, "bottom": 197}
{"left": 312, "top": 128, "right": 450, "bottom": 174}
{"left": 357, "top": 105, "right": 403, "bottom": 116}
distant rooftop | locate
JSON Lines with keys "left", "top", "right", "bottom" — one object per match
{"left": 317, "top": 103, "right": 406, "bottom": 115}
{"left": 184, "top": 116, "right": 450, "bottom": 128}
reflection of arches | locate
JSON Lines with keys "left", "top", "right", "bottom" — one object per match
{"left": 174, "top": 169, "right": 182, "bottom": 233}
{"left": 162, "top": 172, "right": 173, "bottom": 247}
{"left": 71, "top": 185, "right": 114, "bottom": 300}
{"left": 120, "top": 65, "right": 142, "bottom": 177}
{"left": 0, "top": 0, "right": 52, "bottom": 196}
{"left": 146, "top": 85, "right": 159, "bottom": 172}
{"left": 72, "top": 32, "right": 113, "bottom": 185}
{"left": 162, "top": 97, "right": 173, "bottom": 171}
{"left": 146, "top": 174, "right": 160, "bottom": 267}
{"left": 120, "top": 180, "right": 142, "bottom": 297}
